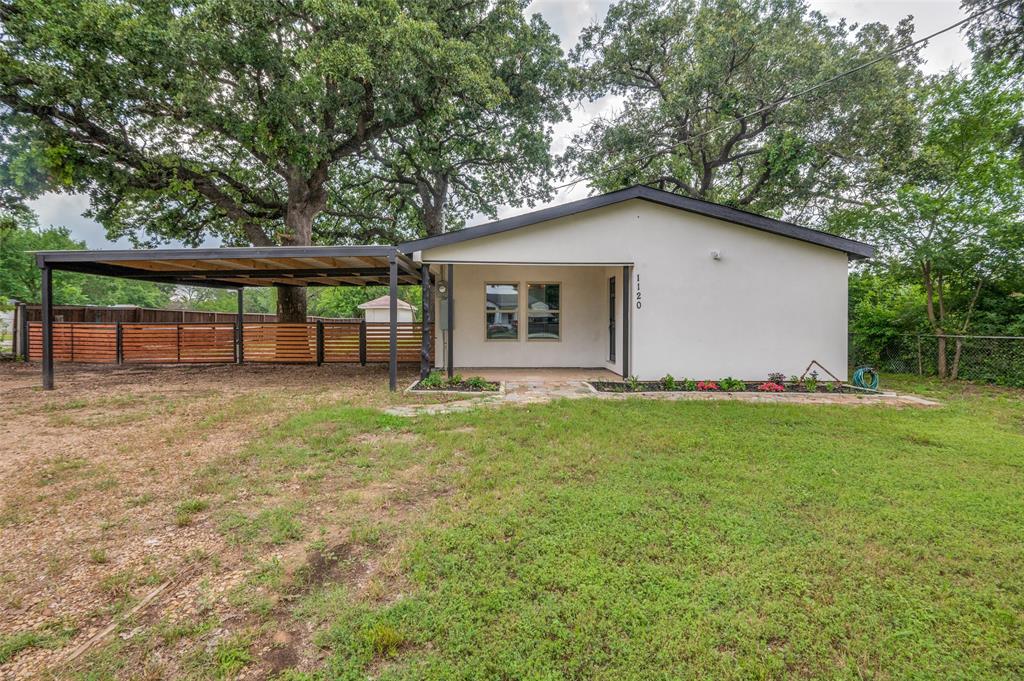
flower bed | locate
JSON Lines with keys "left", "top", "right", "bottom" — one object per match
{"left": 590, "top": 373, "right": 851, "bottom": 394}
{"left": 410, "top": 372, "right": 500, "bottom": 392}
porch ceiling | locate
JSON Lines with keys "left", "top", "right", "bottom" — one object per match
{"left": 33, "top": 246, "right": 421, "bottom": 288}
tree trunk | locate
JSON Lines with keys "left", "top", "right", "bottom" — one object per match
{"left": 921, "top": 260, "right": 951, "bottom": 379}
{"left": 277, "top": 286, "right": 306, "bottom": 323}
{"left": 949, "top": 279, "right": 984, "bottom": 381}
{"left": 937, "top": 334, "right": 948, "bottom": 379}
{"left": 274, "top": 179, "right": 326, "bottom": 322}
{"left": 950, "top": 338, "right": 964, "bottom": 380}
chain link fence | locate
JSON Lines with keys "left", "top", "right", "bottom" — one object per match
{"left": 849, "top": 333, "right": 1024, "bottom": 387}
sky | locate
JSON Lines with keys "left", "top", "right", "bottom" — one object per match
{"left": 27, "top": 0, "right": 975, "bottom": 250}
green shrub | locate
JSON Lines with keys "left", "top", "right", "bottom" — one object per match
{"left": 625, "top": 375, "right": 641, "bottom": 392}
{"left": 719, "top": 377, "right": 746, "bottom": 391}
{"left": 465, "top": 376, "right": 494, "bottom": 390}
{"left": 660, "top": 374, "right": 677, "bottom": 390}
{"left": 447, "top": 373, "right": 464, "bottom": 386}
{"left": 680, "top": 378, "right": 697, "bottom": 391}
{"left": 419, "top": 372, "right": 445, "bottom": 389}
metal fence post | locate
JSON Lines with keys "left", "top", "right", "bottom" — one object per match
{"left": 359, "top": 319, "right": 367, "bottom": 366}
{"left": 18, "top": 302, "right": 29, "bottom": 361}
{"left": 316, "top": 320, "right": 324, "bottom": 366}
{"left": 116, "top": 322, "right": 123, "bottom": 364}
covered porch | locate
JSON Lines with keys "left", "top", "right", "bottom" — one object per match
{"left": 426, "top": 262, "right": 634, "bottom": 378}
{"left": 32, "top": 246, "right": 433, "bottom": 391}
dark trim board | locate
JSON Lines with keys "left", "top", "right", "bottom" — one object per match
{"left": 401, "top": 185, "right": 874, "bottom": 259}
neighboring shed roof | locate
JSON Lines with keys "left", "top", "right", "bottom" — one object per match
{"left": 358, "top": 295, "right": 414, "bottom": 310}
{"left": 400, "top": 185, "right": 874, "bottom": 259}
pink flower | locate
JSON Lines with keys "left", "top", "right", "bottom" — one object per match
{"left": 697, "top": 381, "right": 719, "bottom": 391}
{"left": 756, "top": 382, "right": 785, "bottom": 392}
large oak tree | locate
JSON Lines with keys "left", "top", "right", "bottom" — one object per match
{"left": 326, "top": 9, "right": 569, "bottom": 242}
{"left": 567, "top": 0, "right": 923, "bottom": 222}
{"left": 0, "top": 0, "right": 521, "bottom": 320}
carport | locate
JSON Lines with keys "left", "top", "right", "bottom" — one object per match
{"left": 33, "top": 246, "right": 431, "bottom": 391}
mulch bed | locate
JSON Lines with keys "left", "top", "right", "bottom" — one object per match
{"left": 590, "top": 381, "right": 854, "bottom": 394}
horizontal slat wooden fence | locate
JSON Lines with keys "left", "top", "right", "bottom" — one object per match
{"left": 28, "top": 321, "right": 429, "bottom": 365}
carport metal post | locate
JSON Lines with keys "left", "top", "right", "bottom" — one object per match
{"left": 235, "top": 288, "right": 244, "bottom": 364}
{"left": 446, "top": 264, "right": 454, "bottom": 379}
{"left": 41, "top": 265, "right": 53, "bottom": 389}
{"left": 420, "top": 264, "right": 431, "bottom": 379}
{"left": 388, "top": 253, "right": 399, "bottom": 391}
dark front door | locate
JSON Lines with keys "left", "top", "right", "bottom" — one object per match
{"left": 608, "top": 276, "right": 616, "bottom": 362}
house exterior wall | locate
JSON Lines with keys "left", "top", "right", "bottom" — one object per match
{"left": 423, "top": 199, "right": 849, "bottom": 380}
{"left": 363, "top": 307, "right": 413, "bottom": 323}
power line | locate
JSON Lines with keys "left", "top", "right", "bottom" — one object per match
{"left": 552, "top": 0, "right": 1015, "bottom": 195}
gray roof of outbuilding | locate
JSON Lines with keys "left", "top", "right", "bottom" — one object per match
{"left": 400, "top": 185, "right": 873, "bottom": 259}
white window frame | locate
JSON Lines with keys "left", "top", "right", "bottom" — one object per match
{"left": 526, "top": 281, "right": 561, "bottom": 342}
{"left": 484, "top": 282, "right": 520, "bottom": 341}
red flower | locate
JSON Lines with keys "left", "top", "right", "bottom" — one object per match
{"left": 756, "top": 382, "right": 785, "bottom": 392}
{"left": 697, "top": 381, "right": 719, "bottom": 391}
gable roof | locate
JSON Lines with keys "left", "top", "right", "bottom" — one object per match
{"left": 400, "top": 185, "right": 873, "bottom": 259}
{"left": 358, "top": 295, "right": 413, "bottom": 310}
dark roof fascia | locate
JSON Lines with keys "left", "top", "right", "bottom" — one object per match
{"left": 33, "top": 245, "right": 403, "bottom": 268}
{"left": 399, "top": 185, "right": 874, "bottom": 259}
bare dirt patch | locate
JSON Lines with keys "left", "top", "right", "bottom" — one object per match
{"left": 0, "top": 361, "right": 440, "bottom": 679}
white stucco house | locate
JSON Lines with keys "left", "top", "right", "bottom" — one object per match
{"left": 403, "top": 185, "right": 872, "bottom": 381}
{"left": 358, "top": 295, "right": 414, "bottom": 323}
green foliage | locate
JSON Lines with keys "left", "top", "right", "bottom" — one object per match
{"left": 309, "top": 286, "right": 421, "bottom": 320}
{"left": 175, "top": 498, "right": 211, "bottom": 527}
{"left": 625, "top": 375, "right": 641, "bottom": 391}
{"left": 833, "top": 61, "right": 1024, "bottom": 333}
{"left": 463, "top": 376, "right": 493, "bottom": 390}
{"left": 328, "top": 9, "right": 570, "bottom": 240}
{"left": 0, "top": 0, "right": 536, "bottom": 256}
{"left": 719, "top": 377, "right": 746, "bottom": 391}
{"left": 221, "top": 506, "right": 303, "bottom": 546}
{"left": 568, "top": 0, "right": 922, "bottom": 218}
{"left": 660, "top": 374, "right": 677, "bottom": 390}
{"left": 680, "top": 378, "right": 697, "bottom": 391}
{"left": 0, "top": 623, "right": 76, "bottom": 664}
{"left": 803, "top": 372, "right": 819, "bottom": 392}
{"left": 362, "top": 622, "right": 405, "bottom": 659}
{"left": 0, "top": 219, "right": 173, "bottom": 306}
{"left": 419, "top": 372, "right": 446, "bottom": 389}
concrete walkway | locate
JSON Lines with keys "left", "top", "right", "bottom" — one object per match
{"left": 386, "top": 371, "right": 940, "bottom": 416}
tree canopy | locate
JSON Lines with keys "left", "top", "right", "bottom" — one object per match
{"left": 327, "top": 10, "right": 569, "bottom": 242}
{"left": 0, "top": 0, "right": 537, "bottom": 319}
{"left": 567, "top": 0, "right": 923, "bottom": 222}
{"left": 832, "top": 59, "right": 1024, "bottom": 377}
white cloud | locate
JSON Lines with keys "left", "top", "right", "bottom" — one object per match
{"left": 31, "top": 0, "right": 973, "bottom": 243}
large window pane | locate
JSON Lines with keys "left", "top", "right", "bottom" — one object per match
{"left": 486, "top": 283, "right": 519, "bottom": 340}
{"left": 527, "top": 283, "right": 560, "bottom": 340}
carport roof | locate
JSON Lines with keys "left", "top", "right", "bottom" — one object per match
{"left": 33, "top": 245, "right": 421, "bottom": 288}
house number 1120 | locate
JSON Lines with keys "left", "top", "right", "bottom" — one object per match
{"left": 635, "top": 272, "right": 642, "bottom": 309}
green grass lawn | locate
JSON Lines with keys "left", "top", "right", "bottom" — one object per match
{"left": 271, "top": 376, "right": 1023, "bottom": 680}
{"left": 50, "top": 375, "right": 1024, "bottom": 680}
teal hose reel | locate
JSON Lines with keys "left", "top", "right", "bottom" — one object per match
{"left": 852, "top": 366, "right": 879, "bottom": 391}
